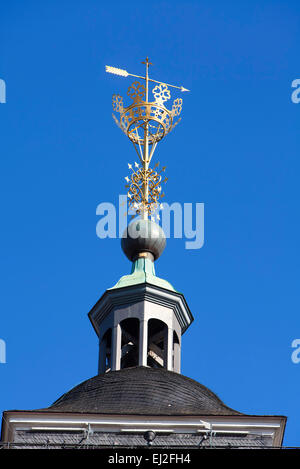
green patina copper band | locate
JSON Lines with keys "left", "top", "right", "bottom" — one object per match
{"left": 110, "top": 257, "right": 177, "bottom": 292}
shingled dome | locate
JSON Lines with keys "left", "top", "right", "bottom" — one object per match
{"left": 46, "top": 367, "right": 241, "bottom": 416}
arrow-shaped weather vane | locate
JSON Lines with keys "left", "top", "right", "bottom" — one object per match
{"left": 105, "top": 59, "right": 190, "bottom": 93}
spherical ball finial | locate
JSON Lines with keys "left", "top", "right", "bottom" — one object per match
{"left": 121, "top": 219, "right": 166, "bottom": 262}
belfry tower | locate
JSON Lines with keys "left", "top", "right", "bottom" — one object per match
{"left": 1, "top": 59, "right": 286, "bottom": 449}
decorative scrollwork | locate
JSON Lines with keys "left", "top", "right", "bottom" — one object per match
{"left": 148, "top": 169, "right": 162, "bottom": 206}
{"left": 112, "top": 94, "right": 123, "bottom": 113}
{"left": 150, "top": 106, "right": 164, "bottom": 119}
{"left": 125, "top": 164, "right": 167, "bottom": 215}
{"left": 152, "top": 83, "right": 171, "bottom": 104}
{"left": 171, "top": 98, "right": 182, "bottom": 117}
{"left": 127, "top": 81, "right": 146, "bottom": 103}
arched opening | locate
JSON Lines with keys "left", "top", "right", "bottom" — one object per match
{"left": 147, "top": 319, "right": 168, "bottom": 368}
{"left": 120, "top": 318, "right": 140, "bottom": 369}
{"left": 99, "top": 328, "right": 112, "bottom": 373}
{"left": 173, "top": 331, "right": 180, "bottom": 373}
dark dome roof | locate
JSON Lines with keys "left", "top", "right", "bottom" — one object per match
{"left": 46, "top": 367, "right": 241, "bottom": 416}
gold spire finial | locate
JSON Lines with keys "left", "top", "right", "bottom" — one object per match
{"left": 106, "top": 59, "right": 189, "bottom": 219}
{"left": 141, "top": 57, "right": 153, "bottom": 67}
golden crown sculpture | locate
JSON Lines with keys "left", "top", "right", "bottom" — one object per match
{"left": 112, "top": 81, "right": 182, "bottom": 145}
{"left": 106, "top": 58, "right": 189, "bottom": 219}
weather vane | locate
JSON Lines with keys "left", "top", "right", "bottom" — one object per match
{"left": 106, "top": 57, "right": 189, "bottom": 220}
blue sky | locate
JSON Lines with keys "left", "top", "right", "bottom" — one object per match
{"left": 0, "top": 0, "right": 300, "bottom": 446}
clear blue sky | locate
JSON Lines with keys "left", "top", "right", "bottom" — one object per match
{"left": 1, "top": 0, "right": 299, "bottom": 446}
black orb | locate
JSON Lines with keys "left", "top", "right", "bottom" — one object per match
{"left": 121, "top": 219, "right": 166, "bottom": 261}
{"left": 143, "top": 430, "right": 156, "bottom": 446}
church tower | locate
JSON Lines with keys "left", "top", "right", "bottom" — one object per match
{"left": 1, "top": 59, "right": 286, "bottom": 449}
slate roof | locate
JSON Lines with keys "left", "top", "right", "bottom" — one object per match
{"left": 42, "top": 367, "right": 241, "bottom": 416}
